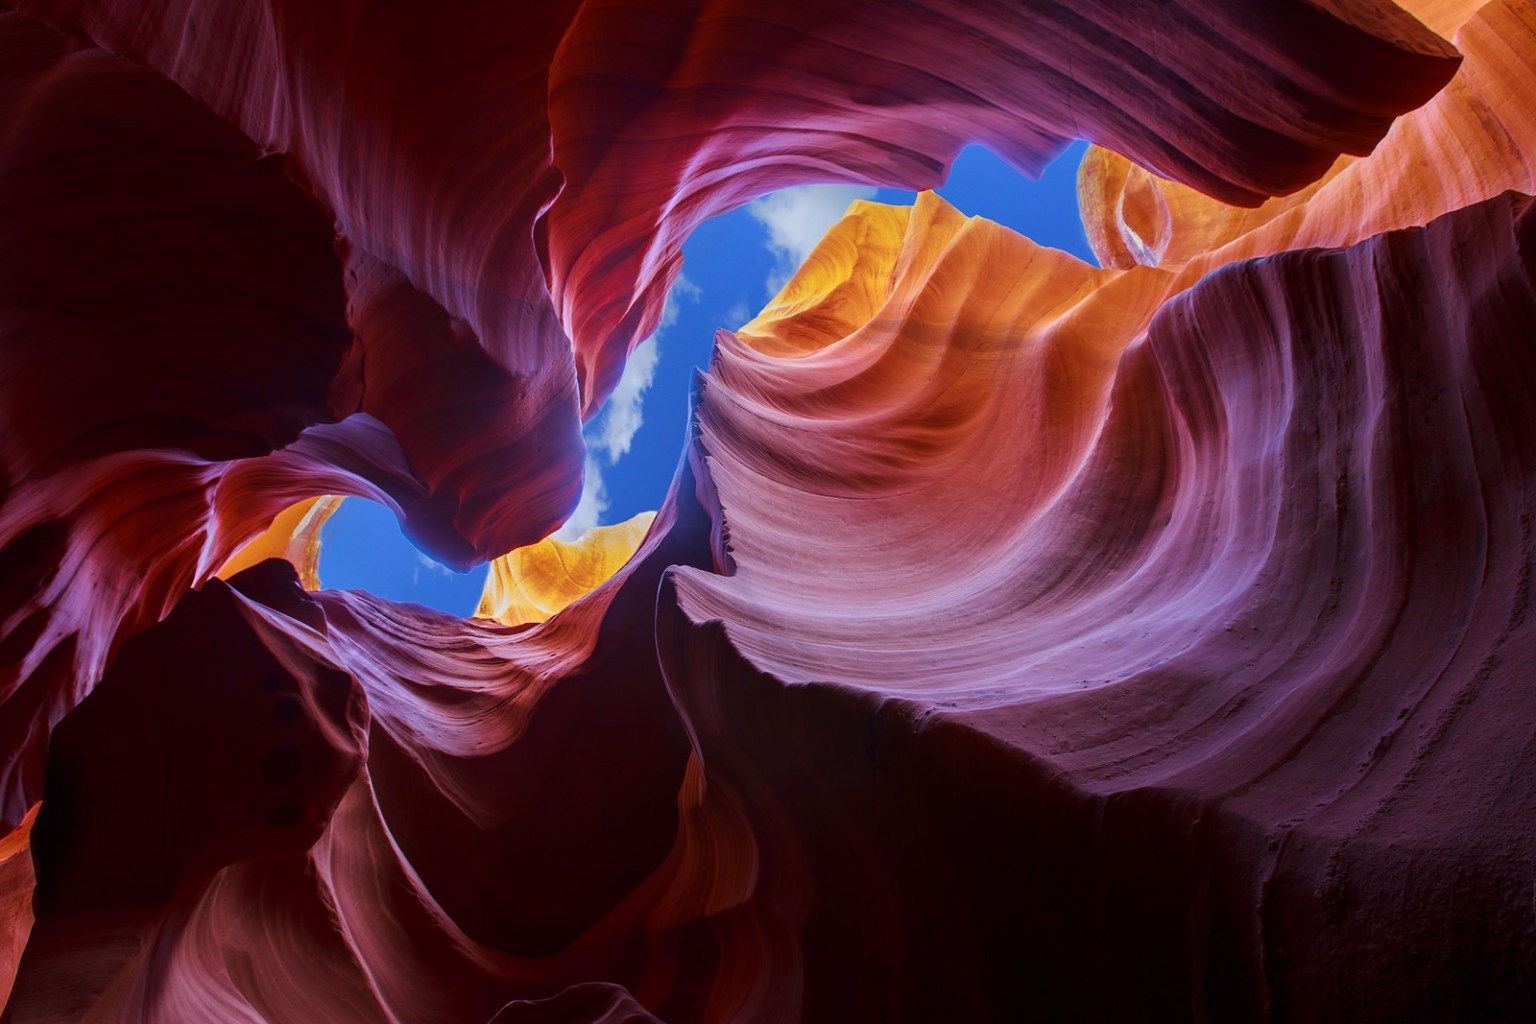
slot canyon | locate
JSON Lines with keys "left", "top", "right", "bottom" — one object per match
{"left": 1, "top": 0, "right": 1534, "bottom": 1019}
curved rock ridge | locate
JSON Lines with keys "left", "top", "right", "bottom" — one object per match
{"left": 1080, "top": 0, "right": 1536, "bottom": 271}
{"left": 214, "top": 495, "right": 659, "bottom": 626}
{"left": 4, "top": 0, "right": 1536, "bottom": 1021}
{"left": 0, "top": 12, "right": 356, "bottom": 829}
{"left": 216, "top": 496, "right": 343, "bottom": 591}
{"left": 536, "top": 0, "right": 1457, "bottom": 412}
{"left": 0, "top": 806, "right": 35, "bottom": 1010}
{"left": 9, "top": 187, "right": 1535, "bottom": 1020}
{"left": 665, "top": 187, "right": 1536, "bottom": 1019}
{"left": 0, "top": 0, "right": 1458, "bottom": 833}
{"left": 6, "top": 445, "right": 725, "bottom": 1020}
{"left": 8, "top": 0, "right": 1459, "bottom": 413}
{"left": 705, "top": 192, "right": 1167, "bottom": 698}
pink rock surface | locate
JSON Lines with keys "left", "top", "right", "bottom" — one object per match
{"left": 3, "top": 0, "right": 1533, "bottom": 1020}
{"left": 664, "top": 190, "right": 1536, "bottom": 1019}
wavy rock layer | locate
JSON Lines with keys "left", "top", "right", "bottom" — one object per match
{"left": 2, "top": 0, "right": 1534, "bottom": 1021}
{"left": 0, "top": 0, "right": 1457, "bottom": 831}
{"left": 9, "top": 186, "right": 1534, "bottom": 1022}
{"left": 671, "top": 188, "right": 1536, "bottom": 1020}
{"left": 477, "top": 512, "right": 660, "bottom": 627}
{"left": 1079, "top": 0, "right": 1536, "bottom": 272}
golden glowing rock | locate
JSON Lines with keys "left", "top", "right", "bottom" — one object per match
{"left": 738, "top": 203, "right": 915, "bottom": 358}
{"left": 0, "top": 804, "right": 37, "bottom": 1009}
{"left": 215, "top": 495, "right": 343, "bottom": 590}
{"left": 476, "top": 512, "right": 658, "bottom": 626}
{"left": 6, "top": 0, "right": 1536, "bottom": 1018}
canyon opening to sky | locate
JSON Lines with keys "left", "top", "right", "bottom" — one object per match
{"left": 1, "top": 1, "right": 1535, "bottom": 1021}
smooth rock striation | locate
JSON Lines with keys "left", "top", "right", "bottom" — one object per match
{"left": 2, "top": 0, "right": 1533, "bottom": 1020}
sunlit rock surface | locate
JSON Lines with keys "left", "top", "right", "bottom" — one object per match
{"left": 679, "top": 188, "right": 1536, "bottom": 1019}
{"left": 0, "top": 806, "right": 35, "bottom": 1010}
{"left": 216, "top": 496, "right": 343, "bottom": 591}
{"left": 1, "top": 0, "right": 1533, "bottom": 1020}
{"left": 477, "top": 513, "right": 659, "bottom": 627}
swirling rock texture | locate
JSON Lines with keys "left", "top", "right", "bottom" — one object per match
{"left": 0, "top": 0, "right": 1533, "bottom": 1020}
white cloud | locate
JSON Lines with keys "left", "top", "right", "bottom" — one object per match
{"left": 414, "top": 551, "right": 455, "bottom": 577}
{"left": 748, "top": 184, "right": 876, "bottom": 295}
{"left": 553, "top": 454, "right": 610, "bottom": 541}
{"left": 588, "top": 335, "right": 659, "bottom": 462}
{"left": 552, "top": 272, "right": 701, "bottom": 539}
{"left": 588, "top": 272, "right": 700, "bottom": 464}
{"left": 724, "top": 300, "right": 750, "bottom": 328}
{"left": 663, "top": 273, "right": 702, "bottom": 327}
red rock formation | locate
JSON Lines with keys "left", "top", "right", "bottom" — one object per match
{"left": 670, "top": 189, "right": 1536, "bottom": 1019}
{"left": 0, "top": 808, "right": 34, "bottom": 1010}
{"left": 0, "top": 0, "right": 1456, "bottom": 828}
{"left": 3, "top": 0, "right": 1534, "bottom": 1020}
{"left": 1079, "top": 0, "right": 1536, "bottom": 274}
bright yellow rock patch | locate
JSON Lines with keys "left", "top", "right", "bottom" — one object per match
{"left": 476, "top": 511, "right": 657, "bottom": 626}
{"left": 216, "top": 495, "right": 343, "bottom": 590}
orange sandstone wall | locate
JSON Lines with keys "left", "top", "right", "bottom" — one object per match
{"left": 2, "top": 0, "right": 1534, "bottom": 1021}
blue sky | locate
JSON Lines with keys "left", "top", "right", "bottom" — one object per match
{"left": 318, "top": 141, "right": 1094, "bottom": 612}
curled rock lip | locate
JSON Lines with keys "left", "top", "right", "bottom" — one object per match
{"left": 4, "top": 0, "right": 1534, "bottom": 1020}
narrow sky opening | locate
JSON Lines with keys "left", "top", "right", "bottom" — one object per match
{"left": 317, "top": 498, "right": 490, "bottom": 613}
{"left": 593, "top": 139, "right": 1095, "bottom": 529}
{"left": 317, "top": 140, "right": 1092, "bottom": 613}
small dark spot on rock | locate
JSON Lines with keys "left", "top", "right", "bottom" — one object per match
{"left": 260, "top": 744, "right": 304, "bottom": 786}
{"left": 267, "top": 802, "right": 304, "bottom": 828}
